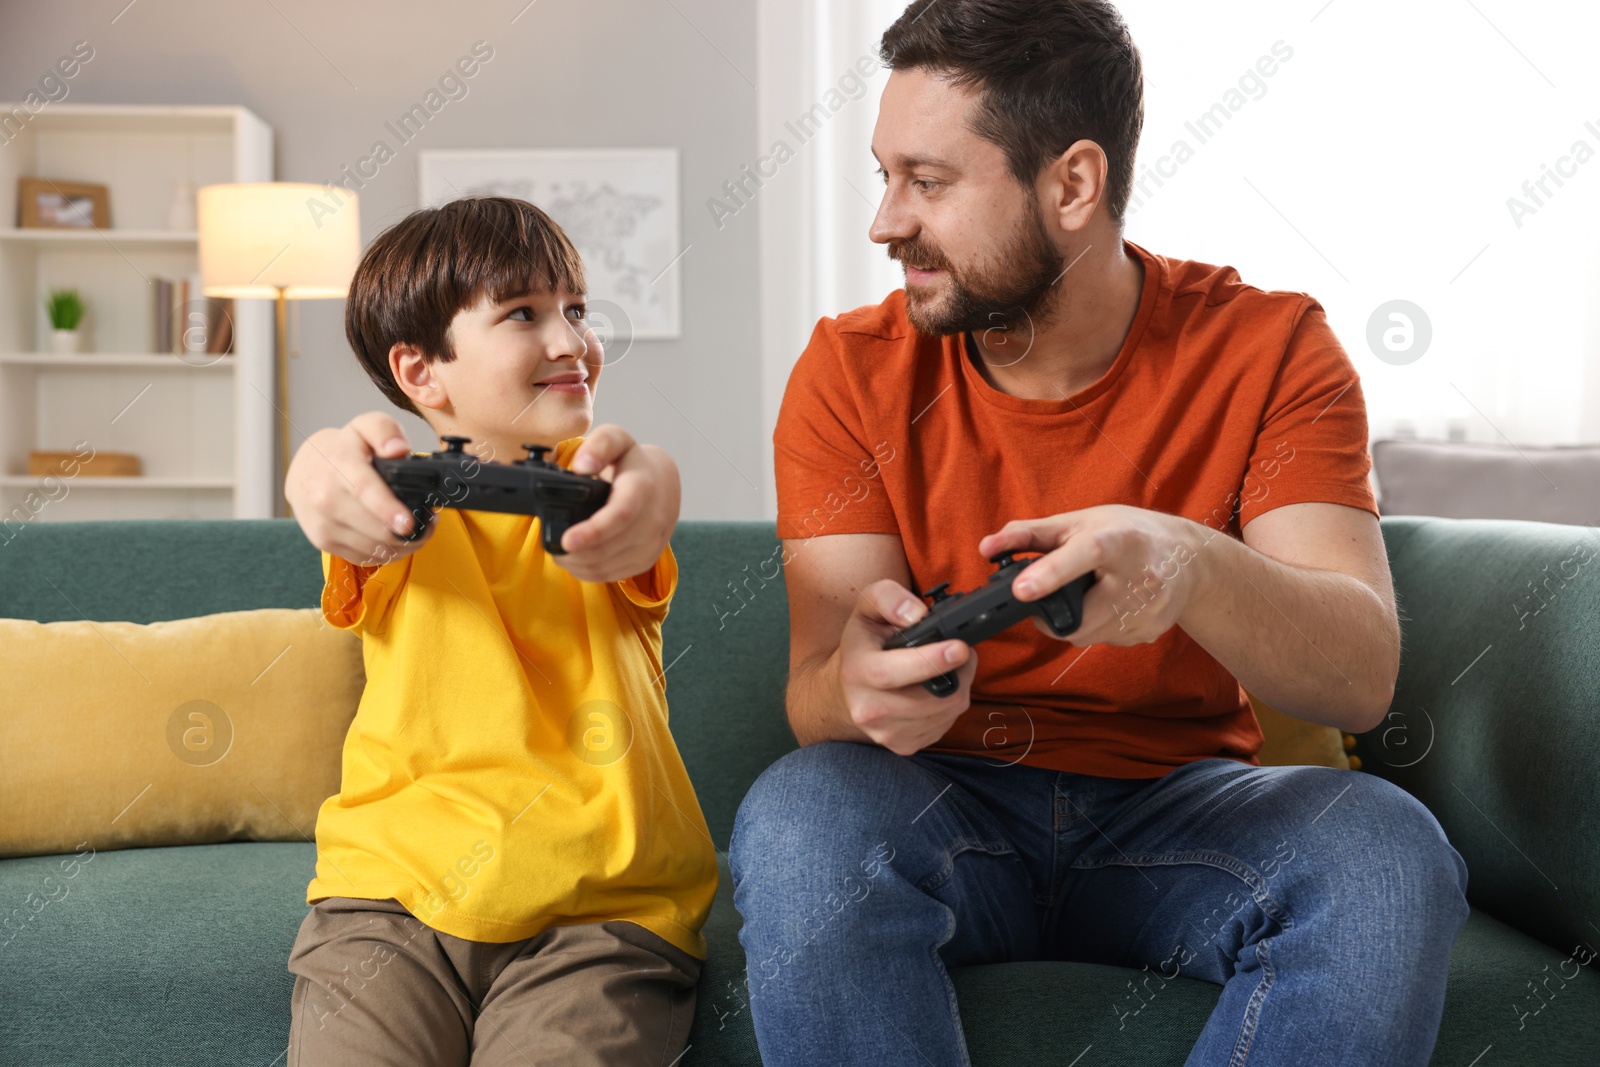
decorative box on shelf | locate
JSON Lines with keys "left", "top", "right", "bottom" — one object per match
{"left": 0, "top": 104, "right": 276, "bottom": 523}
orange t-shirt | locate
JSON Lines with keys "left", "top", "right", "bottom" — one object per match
{"left": 773, "top": 239, "right": 1379, "bottom": 778}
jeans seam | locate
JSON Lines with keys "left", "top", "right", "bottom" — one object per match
{"left": 1069, "top": 849, "right": 1294, "bottom": 929}
{"left": 1230, "top": 933, "right": 1275, "bottom": 1067}
{"left": 933, "top": 907, "right": 974, "bottom": 1067}
{"left": 915, "top": 835, "right": 1015, "bottom": 894}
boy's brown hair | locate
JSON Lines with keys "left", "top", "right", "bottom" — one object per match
{"left": 344, "top": 196, "right": 587, "bottom": 416}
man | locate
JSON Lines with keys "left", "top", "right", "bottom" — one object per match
{"left": 729, "top": 2, "right": 1468, "bottom": 1064}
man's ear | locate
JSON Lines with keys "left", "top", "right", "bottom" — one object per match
{"left": 1039, "top": 138, "right": 1109, "bottom": 235}
{"left": 390, "top": 342, "right": 448, "bottom": 412}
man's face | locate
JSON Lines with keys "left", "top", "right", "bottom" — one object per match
{"left": 870, "top": 68, "right": 1064, "bottom": 337}
{"left": 405, "top": 285, "right": 604, "bottom": 458}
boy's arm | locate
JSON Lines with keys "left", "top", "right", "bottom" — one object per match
{"left": 556, "top": 425, "right": 681, "bottom": 585}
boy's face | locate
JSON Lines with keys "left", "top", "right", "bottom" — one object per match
{"left": 391, "top": 285, "right": 603, "bottom": 462}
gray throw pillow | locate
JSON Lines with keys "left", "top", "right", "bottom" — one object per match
{"left": 1372, "top": 439, "right": 1600, "bottom": 526}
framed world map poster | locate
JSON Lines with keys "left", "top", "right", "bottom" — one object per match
{"left": 419, "top": 148, "right": 682, "bottom": 339}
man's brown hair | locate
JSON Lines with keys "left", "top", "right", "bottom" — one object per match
{"left": 879, "top": 0, "right": 1144, "bottom": 223}
{"left": 344, "top": 196, "right": 587, "bottom": 416}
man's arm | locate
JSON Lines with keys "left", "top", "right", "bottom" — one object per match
{"left": 783, "top": 533, "right": 978, "bottom": 753}
{"left": 983, "top": 501, "right": 1400, "bottom": 736}
{"left": 1183, "top": 501, "right": 1399, "bottom": 733}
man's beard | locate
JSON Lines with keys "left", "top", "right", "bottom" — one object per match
{"left": 887, "top": 199, "right": 1065, "bottom": 340}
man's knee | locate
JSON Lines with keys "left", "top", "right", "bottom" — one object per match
{"left": 1302, "top": 773, "right": 1469, "bottom": 938}
{"left": 730, "top": 741, "right": 903, "bottom": 886}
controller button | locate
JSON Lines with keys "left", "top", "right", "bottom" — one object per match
{"left": 440, "top": 435, "right": 471, "bottom": 453}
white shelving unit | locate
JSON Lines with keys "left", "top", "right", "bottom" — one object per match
{"left": 0, "top": 104, "right": 275, "bottom": 522}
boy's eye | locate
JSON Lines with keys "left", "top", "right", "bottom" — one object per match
{"left": 567, "top": 304, "right": 587, "bottom": 320}
{"left": 508, "top": 306, "right": 533, "bottom": 322}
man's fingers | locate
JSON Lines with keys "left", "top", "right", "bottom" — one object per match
{"left": 570, "top": 423, "right": 636, "bottom": 476}
{"left": 1013, "top": 533, "right": 1104, "bottom": 601}
{"left": 863, "top": 641, "right": 968, "bottom": 691}
{"left": 856, "top": 578, "right": 925, "bottom": 627}
{"left": 977, "top": 518, "right": 1056, "bottom": 559}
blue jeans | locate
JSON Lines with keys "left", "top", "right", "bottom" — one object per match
{"left": 728, "top": 742, "right": 1469, "bottom": 1066}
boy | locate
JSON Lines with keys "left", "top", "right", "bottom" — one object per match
{"left": 281, "top": 196, "right": 717, "bottom": 1065}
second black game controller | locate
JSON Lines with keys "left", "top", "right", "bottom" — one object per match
{"left": 373, "top": 435, "right": 610, "bottom": 555}
{"left": 883, "top": 552, "right": 1097, "bottom": 697}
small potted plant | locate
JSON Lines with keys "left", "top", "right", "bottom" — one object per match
{"left": 45, "top": 289, "right": 87, "bottom": 354}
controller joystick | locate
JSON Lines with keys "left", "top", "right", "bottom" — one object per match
{"left": 884, "top": 553, "right": 1097, "bottom": 697}
{"left": 372, "top": 435, "right": 610, "bottom": 555}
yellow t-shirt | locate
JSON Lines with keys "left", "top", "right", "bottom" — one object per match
{"left": 307, "top": 439, "right": 717, "bottom": 958}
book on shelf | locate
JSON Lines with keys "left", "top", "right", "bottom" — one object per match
{"left": 151, "top": 273, "right": 233, "bottom": 356}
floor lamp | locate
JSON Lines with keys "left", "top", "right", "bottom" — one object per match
{"left": 197, "top": 183, "right": 360, "bottom": 517}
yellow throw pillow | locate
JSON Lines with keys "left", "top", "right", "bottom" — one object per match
{"left": 0, "top": 608, "right": 362, "bottom": 859}
{"left": 1247, "top": 692, "right": 1353, "bottom": 770}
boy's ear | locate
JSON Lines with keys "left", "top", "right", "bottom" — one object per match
{"left": 390, "top": 342, "right": 448, "bottom": 412}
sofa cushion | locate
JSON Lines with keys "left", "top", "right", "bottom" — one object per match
{"left": 2, "top": 841, "right": 1594, "bottom": 1066}
{"left": 0, "top": 608, "right": 362, "bottom": 859}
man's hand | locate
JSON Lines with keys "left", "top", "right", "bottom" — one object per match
{"left": 834, "top": 579, "right": 979, "bottom": 755}
{"left": 558, "top": 424, "right": 681, "bottom": 583}
{"left": 285, "top": 412, "right": 434, "bottom": 567}
{"left": 979, "top": 504, "right": 1212, "bottom": 647}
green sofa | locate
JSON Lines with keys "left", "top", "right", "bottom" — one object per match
{"left": 1, "top": 517, "right": 1595, "bottom": 1064}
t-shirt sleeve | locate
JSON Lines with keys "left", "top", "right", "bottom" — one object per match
{"left": 321, "top": 550, "right": 410, "bottom": 634}
{"left": 774, "top": 318, "right": 900, "bottom": 539}
{"left": 617, "top": 542, "right": 678, "bottom": 613}
{"left": 1238, "top": 298, "right": 1380, "bottom": 528}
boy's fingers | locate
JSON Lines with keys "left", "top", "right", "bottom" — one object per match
{"left": 562, "top": 475, "right": 644, "bottom": 551}
{"left": 571, "top": 424, "right": 636, "bottom": 475}
{"left": 348, "top": 412, "right": 411, "bottom": 457}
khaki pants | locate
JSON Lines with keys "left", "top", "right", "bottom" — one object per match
{"left": 287, "top": 897, "right": 701, "bottom": 1066}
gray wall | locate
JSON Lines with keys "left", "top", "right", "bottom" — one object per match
{"left": 0, "top": 0, "right": 766, "bottom": 520}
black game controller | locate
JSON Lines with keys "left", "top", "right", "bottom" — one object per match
{"left": 373, "top": 435, "right": 610, "bottom": 554}
{"left": 883, "top": 552, "right": 1097, "bottom": 697}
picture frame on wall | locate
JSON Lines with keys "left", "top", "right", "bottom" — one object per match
{"left": 17, "top": 178, "right": 112, "bottom": 229}
{"left": 418, "top": 148, "right": 681, "bottom": 340}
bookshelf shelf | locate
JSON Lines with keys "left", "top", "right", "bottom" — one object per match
{"left": 0, "top": 104, "right": 275, "bottom": 523}
{"left": 0, "top": 352, "right": 236, "bottom": 369}
{"left": 0, "top": 228, "right": 199, "bottom": 246}
{"left": 0, "top": 475, "right": 235, "bottom": 490}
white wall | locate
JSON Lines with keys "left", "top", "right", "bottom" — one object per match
{"left": 0, "top": 0, "right": 767, "bottom": 519}
{"left": 1115, "top": 0, "right": 1600, "bottom": 447}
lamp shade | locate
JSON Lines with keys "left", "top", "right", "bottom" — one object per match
{"left": 198, "top": 182, "right": 360, "bottom": 299}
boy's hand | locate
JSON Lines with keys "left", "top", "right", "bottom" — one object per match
{"left": 559, "top": 425, "right": 680, "bottom": 583}
{"left": 285, "top": 412, "right": 435, "bottom": 567}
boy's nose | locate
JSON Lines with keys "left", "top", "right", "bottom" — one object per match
{"left": 548, "top": 320, "right": 592, "bottom": 360}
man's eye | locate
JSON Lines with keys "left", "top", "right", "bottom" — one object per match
{"left": 508, "top": 307, "right": 532, "bottom": 322}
